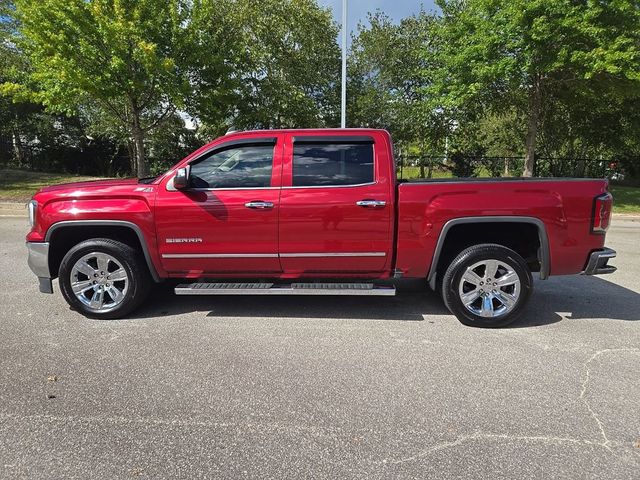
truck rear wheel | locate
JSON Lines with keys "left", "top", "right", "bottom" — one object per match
{"left": 58, "top": 238, "right": 151, "bottom": 319}
{"left": 441, "top": 244, "right": 533, "bottom": 328}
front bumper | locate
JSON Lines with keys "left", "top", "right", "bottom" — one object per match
{"left": 583, "top": 248, "right": 617, "bottom": 275}
{"left": 26, "top": 242, "right": 53, "bottom": 293}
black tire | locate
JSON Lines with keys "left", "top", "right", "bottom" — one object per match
{"left": 58, "top": 238, "right": 151, "bottom": 319}
{"left": 441, "top": 243, "right": 533, "bottom": 328}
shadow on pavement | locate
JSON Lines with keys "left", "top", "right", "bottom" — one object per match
{"left": 129, "top": 279, "right": 443, "bottom": 322}
{"left": 512, "top": 275, "right": 640, "bottom": 327}
{"left": 126, "top": 276, "right": 639, "bottom": 326}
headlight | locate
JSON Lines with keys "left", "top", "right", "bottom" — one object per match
{"left": 27, "top": 200, "right": 37, "bottom": 227}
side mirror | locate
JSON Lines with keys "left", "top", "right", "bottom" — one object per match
{"left": 173, "top": 167, "right": 190, "bottom": 189}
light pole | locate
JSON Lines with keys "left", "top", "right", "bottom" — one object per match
{"left": 340, "top": 0, "right": 347, "bottom": 128}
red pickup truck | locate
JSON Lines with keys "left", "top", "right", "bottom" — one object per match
{"left": 26, "top": 129, "right": 616, "bottom": 327}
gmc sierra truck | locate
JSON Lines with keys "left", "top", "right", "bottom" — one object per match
{"left": 26, "top": 129, "right": 616, "bottom": 327}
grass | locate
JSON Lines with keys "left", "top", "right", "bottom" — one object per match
{"left": 0, "top": 169, "right": 106, "bottom": 203}
{"left": 1, "top": 167, "right": 638, "bottom": 214}
{"left": 610, "top": 185, "right": 640, "bottom": 214}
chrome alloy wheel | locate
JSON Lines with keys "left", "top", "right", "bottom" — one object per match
{"left": 457, "top": 259, "right": 521, "bottom": 318}
{"left": 70, "top": 252, "right": 129, "bottom": 312}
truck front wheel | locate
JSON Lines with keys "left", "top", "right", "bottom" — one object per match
{"left": 441, "top": 244, "right": 533, "bottom": 328}
{"left": 58, "top": 238, "right": 151, "bottom": 319}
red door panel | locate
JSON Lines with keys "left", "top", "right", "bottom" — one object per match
{"left": 278, "top": 131, "right": 394, "bottom": 274}
{"left": 155, "top": 188, "right": 281, "bottom": 275}
{"left": 154, "top": 134, "right": 283, "bottom": 276}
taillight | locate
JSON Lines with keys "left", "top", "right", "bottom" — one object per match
{"left": 591, "top": 192, "right": 613, "bottom": 234}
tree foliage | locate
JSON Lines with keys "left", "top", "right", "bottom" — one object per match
{"left": 5, "top": 0, "right": 192, "bottom": 176}
{"left": 348, "top": 12, "right": 441, "bottom": 151}
{"left": 431, "top": 0, "right": 640, "bottom": 175}
{"left": 2, "top": 0, "right": 341, "bottom": 176}
{"left": 1, "top": 0, "right": 639, "bottom": 179}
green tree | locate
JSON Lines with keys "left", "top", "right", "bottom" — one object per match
{"left": 348, "top": 12, "right": 440, "bottom": 150}
{"left": 190, "top": 0, "right": 341, "bottom": 132}
{"left": 4, "top": 0, "right": 193, "bottom": 177}
{"left": 433, "top": 0, "right": 640, "bottom": 176}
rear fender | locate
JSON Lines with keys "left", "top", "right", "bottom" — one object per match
{"left": 426, "top": 216, "right": 550, "bottom": 290}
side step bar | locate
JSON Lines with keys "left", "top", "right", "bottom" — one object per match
{"left": 175, "top": 282, "right": 396, "bottom": 296}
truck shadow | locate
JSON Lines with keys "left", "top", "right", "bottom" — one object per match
{"left": 513, "top": 275, "right": 640, "bottom": 327}
{"left": 129, "top": 276, "right": 640, "bottom": 327}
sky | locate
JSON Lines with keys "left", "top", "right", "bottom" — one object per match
{"left": 317, "top": 0, "right": 438, "bottom": 33}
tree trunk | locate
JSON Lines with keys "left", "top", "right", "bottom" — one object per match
{"left": 131, "top": 115, "right": 146, "bottom": 178}
{"left": 126, "top": 140, "right": 137, "bottom": 176}
{"left": 12, "top": 130, "right": 24, "bottom": 168}
{"left": 522, "top": 77, "right": 542, "bottom": 177}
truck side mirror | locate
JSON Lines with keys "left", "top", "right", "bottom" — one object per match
{"left": 173, "top": 167, "right": 190, "bottom": 189}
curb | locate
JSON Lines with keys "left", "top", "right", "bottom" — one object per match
{"left": 612, "top": 213, "right": 640, "bottom": 220}
{"left": 0, "top": 202, "right": 27, "bottom": 217}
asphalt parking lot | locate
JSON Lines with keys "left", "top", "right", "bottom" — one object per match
{"left": 1, "top": 216, "right": 639, "bottom": 479}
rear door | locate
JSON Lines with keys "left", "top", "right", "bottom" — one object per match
{"left": 278, "top": 133, "right": 393, "bottom": 274}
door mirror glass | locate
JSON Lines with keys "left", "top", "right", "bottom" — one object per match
{"left": 173, "top": 167, "right": 190, "bottom": 189}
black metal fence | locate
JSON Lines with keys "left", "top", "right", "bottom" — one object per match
{"left": 396, "top": 154, "right": 638, "bottom": 181}
{"left": 0, "top": 136, "right": 131, "bottom": 176}
{"left": 1, "top": 135, "right": 638, "bottom": 181}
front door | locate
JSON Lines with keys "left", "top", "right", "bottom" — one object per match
{"left": 278, "top": 132, "right": 393, "bottom": 274}
{"left": 155, "top": 135, "right": 283, "bottom": 276}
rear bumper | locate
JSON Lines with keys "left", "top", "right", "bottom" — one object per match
{"left": 26, "top": 242, "right": 53, "bottom": 293}
{"left": 582, "top": 248, "right": 617, "bottom": 275}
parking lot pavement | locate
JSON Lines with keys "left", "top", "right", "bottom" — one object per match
{"left": 1, "top": 217, "right": 639, "bottom": 479}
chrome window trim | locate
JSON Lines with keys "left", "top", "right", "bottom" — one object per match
{"left": 282, "top": 182, "right": 377, "bottom": 190}
{"left": 188, "top": 187, "right": 278, "bottom": 192}
{"left": 167, "top": 175, "right": 280, "bottom": 192}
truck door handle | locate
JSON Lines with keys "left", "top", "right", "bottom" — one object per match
{"left": 245, "top": 201, "right": 274, "bottom": 209}
{"left": 356, "top": 199, "right": 387, "bottom": 208}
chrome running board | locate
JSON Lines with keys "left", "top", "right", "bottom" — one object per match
{"left": 174, "top": 282, "right": 396, "bottom": 296}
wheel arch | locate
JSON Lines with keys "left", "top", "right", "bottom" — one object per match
{"left": 427, "top": 216, "right": 550, "bottom": 290}
{"left": 45, "top": 220, "right": 160, "bottom": 282}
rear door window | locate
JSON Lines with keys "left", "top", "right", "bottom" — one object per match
{"left": 292, "top": 143, "right": 374, "bottom": 187}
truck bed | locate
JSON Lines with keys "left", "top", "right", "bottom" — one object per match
{"left": 394, "top": 178, "right": 609, "bottom": 278}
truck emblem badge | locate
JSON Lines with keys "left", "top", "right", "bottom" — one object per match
{"left": 166, "top": 238, "right": 203, "bottom": 243}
